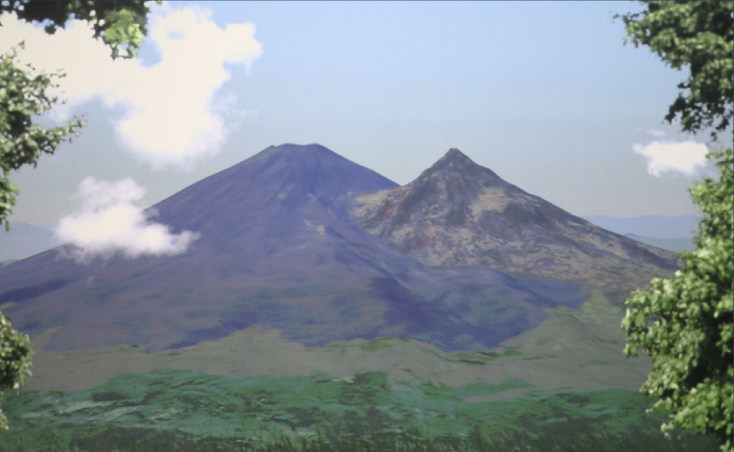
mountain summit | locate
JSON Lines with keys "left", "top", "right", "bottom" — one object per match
{"left": 354, "top": 148, "right": 676, "bottom": 288}
{"left": 427, "top": 148, "right": 491, "bottom": 174}
{"left": 153, "top": 143, "right": 397, "bottom": 236}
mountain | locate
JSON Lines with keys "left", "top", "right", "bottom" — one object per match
{"left": 0, "top": 144, "right": 691, "bottom": 449}
{"left": 354, "top": 148, "right": 677, "bottom": 289}
{"left": 0, "top": 144, "right": 588, "bottom": 354}
{"left": 0, "top": 222, "right": 61, "bottom": 263}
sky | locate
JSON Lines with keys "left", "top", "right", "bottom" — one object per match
{"left": 0, "top": 1, "right": 726, "bottom": 258}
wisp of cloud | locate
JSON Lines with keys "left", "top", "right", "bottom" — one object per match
{"left": 0, "top": 3, "right": 263, "bottom": 168}
{"left": 633, "top": 140, "right": 708, "bottom": 177}
{"left": 55, "top": 177, "right": 199, "bottom": 261}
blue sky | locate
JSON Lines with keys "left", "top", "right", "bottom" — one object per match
{"left": 1, "top": 1, "right": 724, "bottom": 256}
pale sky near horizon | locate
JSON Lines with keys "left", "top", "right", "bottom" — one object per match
{"left": 2, "top": 1, "right": 727, "bottom": 242}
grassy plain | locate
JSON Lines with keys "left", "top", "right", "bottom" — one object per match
{"left": 0, "top": 369, "right": 718, "bottom": 452}
{"left": 0, "top": 290, "right": 717, "bottom": 451}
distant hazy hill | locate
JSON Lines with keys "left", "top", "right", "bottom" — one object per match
{"left": 582, "top": 215, "right": 699, "bottom": 239}
{"left": 355, "top": 148, "right": 676, "bottom": 288}
{"left": 0, "top": 222, "right": 61, "bottom": 263}
{"left": 623, "top": 233, "right": 695, "bottom": 253}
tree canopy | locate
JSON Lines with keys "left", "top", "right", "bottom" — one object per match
{"left": 0, "top": 0, "right": 153, "bottom": 428}
{"left": 0, "top": 0, "right": 153, "bottom": 229}
{"left": 619, "top": 2, "right": 733, "bottom": 451}
{"left": 0, "top": 1, "right": 150, "bottom": 58}
{"left": 623, "top": 149, "right": 733, "bottom": 450}
{"left": 0, "top": 43, "right": 86, "bottom": 229}
{"left": 0, "top": 312, "right": 32, "bottom": 429}
{"left": 616, "top": 0, "right": 733, "bottom": 138}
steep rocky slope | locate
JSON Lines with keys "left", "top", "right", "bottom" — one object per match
{"left": 354, "top": 148, "right": 676, "bottom": 289}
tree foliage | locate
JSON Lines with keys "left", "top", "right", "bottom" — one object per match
{"left": 0, "top": 312, "right": 32, "bottom": 429}
{"left": 623, "top": 149, "right": 733, "bottom": 451}
{"left": 619, "top": 2, "right": 734, "bottom": 451}
{"left": 616, "top": 1, "right": 733, "bottom": 138}
{"left": 0, "top": 0, "right": 153, "bottom": 428}
{"left": 0, "top": 0, "right": 153, "bottom": 228}
{"left": 0, "top": 43, "right": 85, "bottom": 229}
{"left": 0, "top": 0, "right": 151, "bottom": 58}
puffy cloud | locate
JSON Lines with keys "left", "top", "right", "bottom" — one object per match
{"left": 0, "top": 3, "right": 263, "bottom": 168}
{"left": 633, "top": 140, "right": 708, "bottom": 177}
{"left": 55, "top": 177, "right": 199, "bottom": 261}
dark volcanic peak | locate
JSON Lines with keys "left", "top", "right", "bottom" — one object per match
{"left": 256, "top": 143, "right": 345, "bottom": 167}
{"left": 355, "top": 148, "right": 676, "bottom": 289}
{"left": 236, "top": 143, "right": 391, "bottom": 195}
{"left": 0, "top": 143, "right": 422, "bottom": 352}
{"left": 152, "top": 143, "right": 397, "bottom": 235}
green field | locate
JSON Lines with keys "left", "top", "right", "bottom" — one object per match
{"left": 0, "top": 290, "right": 718, "bottom": 451}
{"left": 0, "top": 369, "right": 718, "bottom": 452}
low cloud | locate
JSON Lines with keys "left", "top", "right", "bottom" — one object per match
{"left": 0, "top": 3, "right": 263, "bottom": 168}
{"left": 55, "top": 177, "right": 199, "bottom": 261}
{"left": 633, "top": 140, "right": 708, "bottom": 177}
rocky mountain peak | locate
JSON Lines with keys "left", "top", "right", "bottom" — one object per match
{"left": 436, "top": 147, "right": 475, "bottom": 166}
{"left": 355, "top": 149, "right": 522, "bottom": 235}
{"left": 355, "top": 148, "right": 676, "bottom": 287}
{"left": 414, "top": 148, "right": 505, "bottom": 193}
{"left": 422, "top": 147, "right": 491, "bottom": 175}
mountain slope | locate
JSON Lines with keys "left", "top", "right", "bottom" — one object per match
{"left": 354, "top": 148, "right": 677, "bottom": 289}
{"left": 0, "top": 144, "right": 587, "bottom": 354}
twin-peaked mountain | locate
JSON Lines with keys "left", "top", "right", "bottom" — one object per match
{"left": 0, "top": 144, "right": 676, "bottom": 354}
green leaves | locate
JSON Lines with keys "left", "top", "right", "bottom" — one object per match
{"left": 0, "top": 1, "right": 153, "bottom": 59}
{"left": 101, "top": 7, "right": 148, "bottom": 59}
{"left": 618, "top": 3, "right": 732, "bottom": 449}
{"left": 622, "top": 150, "right": 733, "bottom": 452}
{"left": 0, "top": 43, "right": 86, "bottom": 229}
{"left": 0, "top": 1, "right": 154, "bottom": 429}
{"left": 0, "top": 1, "right": 156, "bottom": 225}
{"left": 0, "top": 312, "right": 32, "bottom": 430}
{"left": 616, "top": 1, "right": 733, "bottom": 137}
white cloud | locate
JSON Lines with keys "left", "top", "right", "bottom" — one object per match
{"left": 0, "top": 3, "right": 263, "bottom": 168}
{"left": 633, "top": 140, "right": 708, "bottom": 177}
{"left": 55, "top": 177, "right": 199, "bottom": 261}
